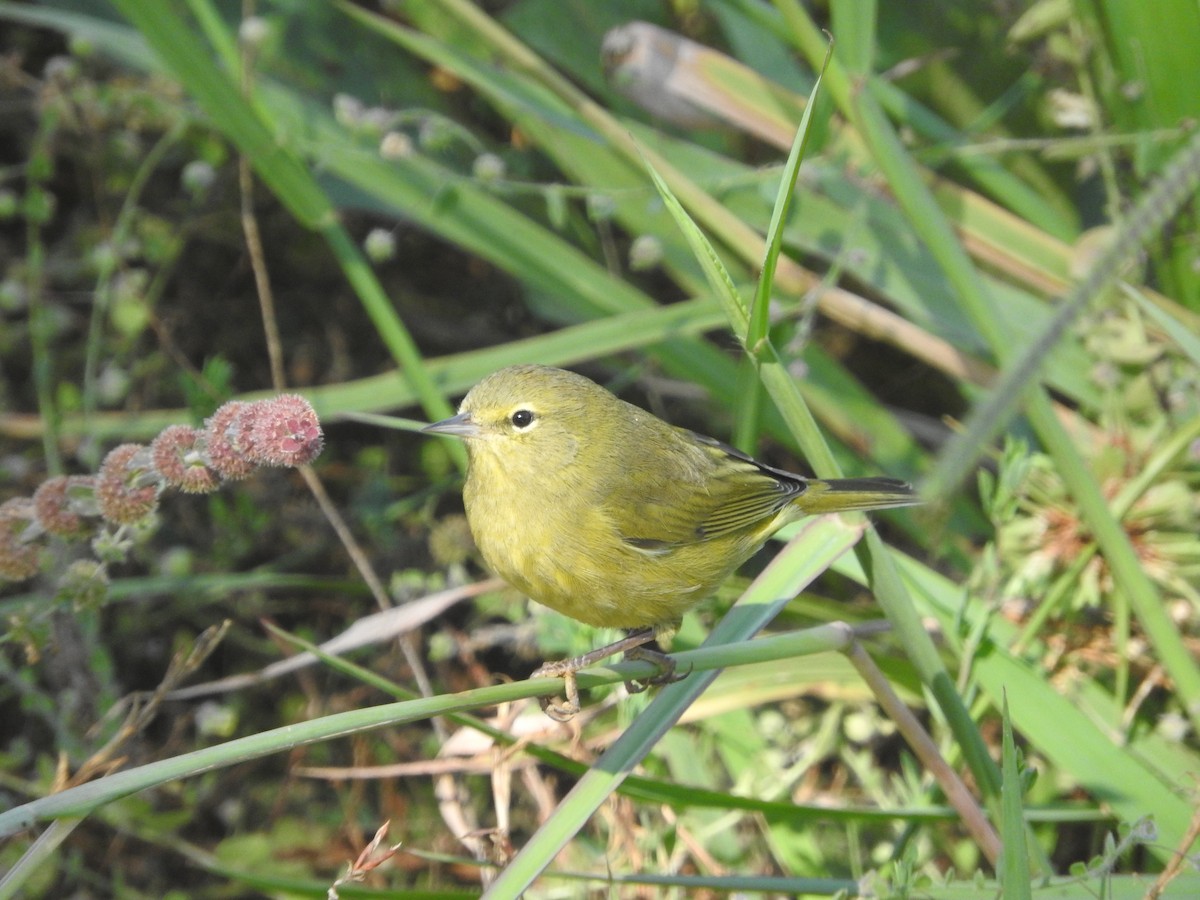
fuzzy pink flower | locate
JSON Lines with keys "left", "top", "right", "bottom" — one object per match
{"left": 33, "top": 475, "right": 95, "bottom": 539}
{"left": 248, "top": 394, "right": 323, "bottom": 467}
{"left": 203, "top": 401, "right": 256, "bottom": 480}
{"left": 151, "top": 425, "right": 220, "bottom": 494}
{"left": 0, "top": 498, "right": 42, "bottom": 581}
{"left": 96, "top": 444, "right": 160, "bottom": 524}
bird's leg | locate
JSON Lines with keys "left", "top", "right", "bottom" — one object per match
{"left": 531, "top": 628, "right": 660, "bottom": 721}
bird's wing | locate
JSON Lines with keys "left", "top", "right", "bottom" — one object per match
{"left": 613, "top": 432, "right": 804, "bottom": 551}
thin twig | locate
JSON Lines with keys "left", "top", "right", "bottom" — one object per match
{"left": 232, "top": 0, "right": 442, "bottom": 722}
{"left": 233, "top": 3, "right": 472, "bottom": 879}
{"left": 1144, "top": 804, "right": 1200, "bottom": 900}
{"left": 238, "top": 0, "right": 285, "bottom": 391}
{"left": 843, "top": 639, "right": 1002, "bottom": 867}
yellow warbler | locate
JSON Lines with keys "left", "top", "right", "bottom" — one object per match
{"left": 425, "top": 364, "right": 916, "bottom": 717}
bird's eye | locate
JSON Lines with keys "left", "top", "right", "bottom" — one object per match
{"left": 510, "top": 409, "right": 535, "bottom": 429}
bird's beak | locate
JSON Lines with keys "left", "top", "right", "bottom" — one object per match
{"left": 423, "top": 411, "right": 480, "bottom": 438}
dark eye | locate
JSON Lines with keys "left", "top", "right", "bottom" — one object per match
{"left": 510, "top": 409, "right": 535, "bottom": 429}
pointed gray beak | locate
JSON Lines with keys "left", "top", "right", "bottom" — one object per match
{"left": 423, "top": 411, "right": 480, "bottom": 438}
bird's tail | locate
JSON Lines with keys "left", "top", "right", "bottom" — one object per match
{"left": 796, "top": 477, "right": 919, "bottom": 514}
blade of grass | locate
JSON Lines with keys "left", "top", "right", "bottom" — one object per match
{"left": 0, "top": 819, "right": 82, "bottom": 900}
{"left": 640, "top": 154, "right": 838, "bottom": 473}
{"left": 870, "top": 77, "right": 1077, "bottom": 240}
{"left": 643, "top": 137, "right": 1002, "bottom": 798}
{"left": 982, "top": 644, "right": 1193, "bottom": 862}
{"left": 833, "top": 547, "right": 1200, "bottom": 857}
{"left": 1000, "top": 694, "right": 1035, "bottom": 895}
{"left": 0, "top": 563, "right": 859, "bottom": 840}
{"left": 748, "top": 40, "right": 832, "bottom": 352}
{"left": 1125, "top": 282, "right": 1200, "bottom": 364}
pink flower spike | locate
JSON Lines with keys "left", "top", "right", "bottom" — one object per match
{"left": 151, "top": 425, "right": 220, "bottom": 494}
{"left": 33, "top": 475, "right": 93, "bottom": 539}
{"left": 203, "top": 401, "right": 256, "bottom": 480}
{"left": 96, "top": 444, "right": 160, "bottom": 525}
{"left": 249, "top": 394, "right": 324, "bottom": 467}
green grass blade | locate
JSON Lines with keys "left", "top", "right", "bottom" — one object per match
{"left": 643, "top": 81, "right": 1000, "bottom": 798}
{"left": 982, "top": 640, "right": 1194, "bottom": 862}
{"left": 870, "top": 77, "right": 1077, "bottom": 240}
{"left": 749, "top": 40, "right": 831, "bottom": 351}
{"left": 642, "top": 152, "right": 842, "bottom": 477}
{"left": 0, "top": 819, "right": 82, "bottom": 900}
{"left": 1126, "top": 283, "right": 1200, "bottom": 365}
{"left": 1000, "top": 694, "right": 1034, "bottom": 897}
{"left": 640, "top": 154, "right": 751, "bottom": 338}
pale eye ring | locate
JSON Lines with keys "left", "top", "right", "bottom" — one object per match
{"left": 510, "top": 409, "right": 535, "bottom": 429}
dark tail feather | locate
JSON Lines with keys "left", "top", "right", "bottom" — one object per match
{"left": 797, "top": 476, "right": 919, "bottom": 514}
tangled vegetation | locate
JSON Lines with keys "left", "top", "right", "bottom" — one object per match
{"left": 1, "top": 1, "right": 1198, "bottom": 897}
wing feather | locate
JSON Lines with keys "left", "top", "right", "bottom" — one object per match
{"left": 611, "top": 429, "right": 804, "bottom": 550}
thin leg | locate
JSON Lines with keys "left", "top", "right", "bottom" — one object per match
{"left": 531, "top": 628, "right": 660, "bottom": 721}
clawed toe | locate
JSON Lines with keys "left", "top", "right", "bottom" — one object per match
{"left": 540, "top": 695, "right": 579, "bottom": 722}
{"left": 531, "top": 660, "right": 582, "bottom": 721}
{"left": 623, "top": 645, "right": 687, "bottom": 694}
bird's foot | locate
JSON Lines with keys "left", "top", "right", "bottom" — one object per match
{"left": 622, "top": 645, "right": 689, "bottom": 694}
{"left": 530, "top": 656, "right": 584, "bottom": 721}
{"left": 531, "top": 628, "right": 660, "bottom": 720}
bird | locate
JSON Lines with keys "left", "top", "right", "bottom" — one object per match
{"left": 425, "top": 364, "right": 917, "bottom": 718}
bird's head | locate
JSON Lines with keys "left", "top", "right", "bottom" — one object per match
{"left": 424, "top": 365, "right": 607, "bottom": 473}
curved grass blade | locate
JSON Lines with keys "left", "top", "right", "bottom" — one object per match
{"left": 748, "top": 38, "right": 833, "bottom": 352}
{"left": 642, "top": 93, "right": 1001, "bottom": 800}
{"left": 1001, "top": 694, "right": 1035, "bottom": 897}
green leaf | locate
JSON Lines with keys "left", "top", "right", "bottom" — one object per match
{"left": 1000, "top": 694, "right": 1034, "bottom": 899}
